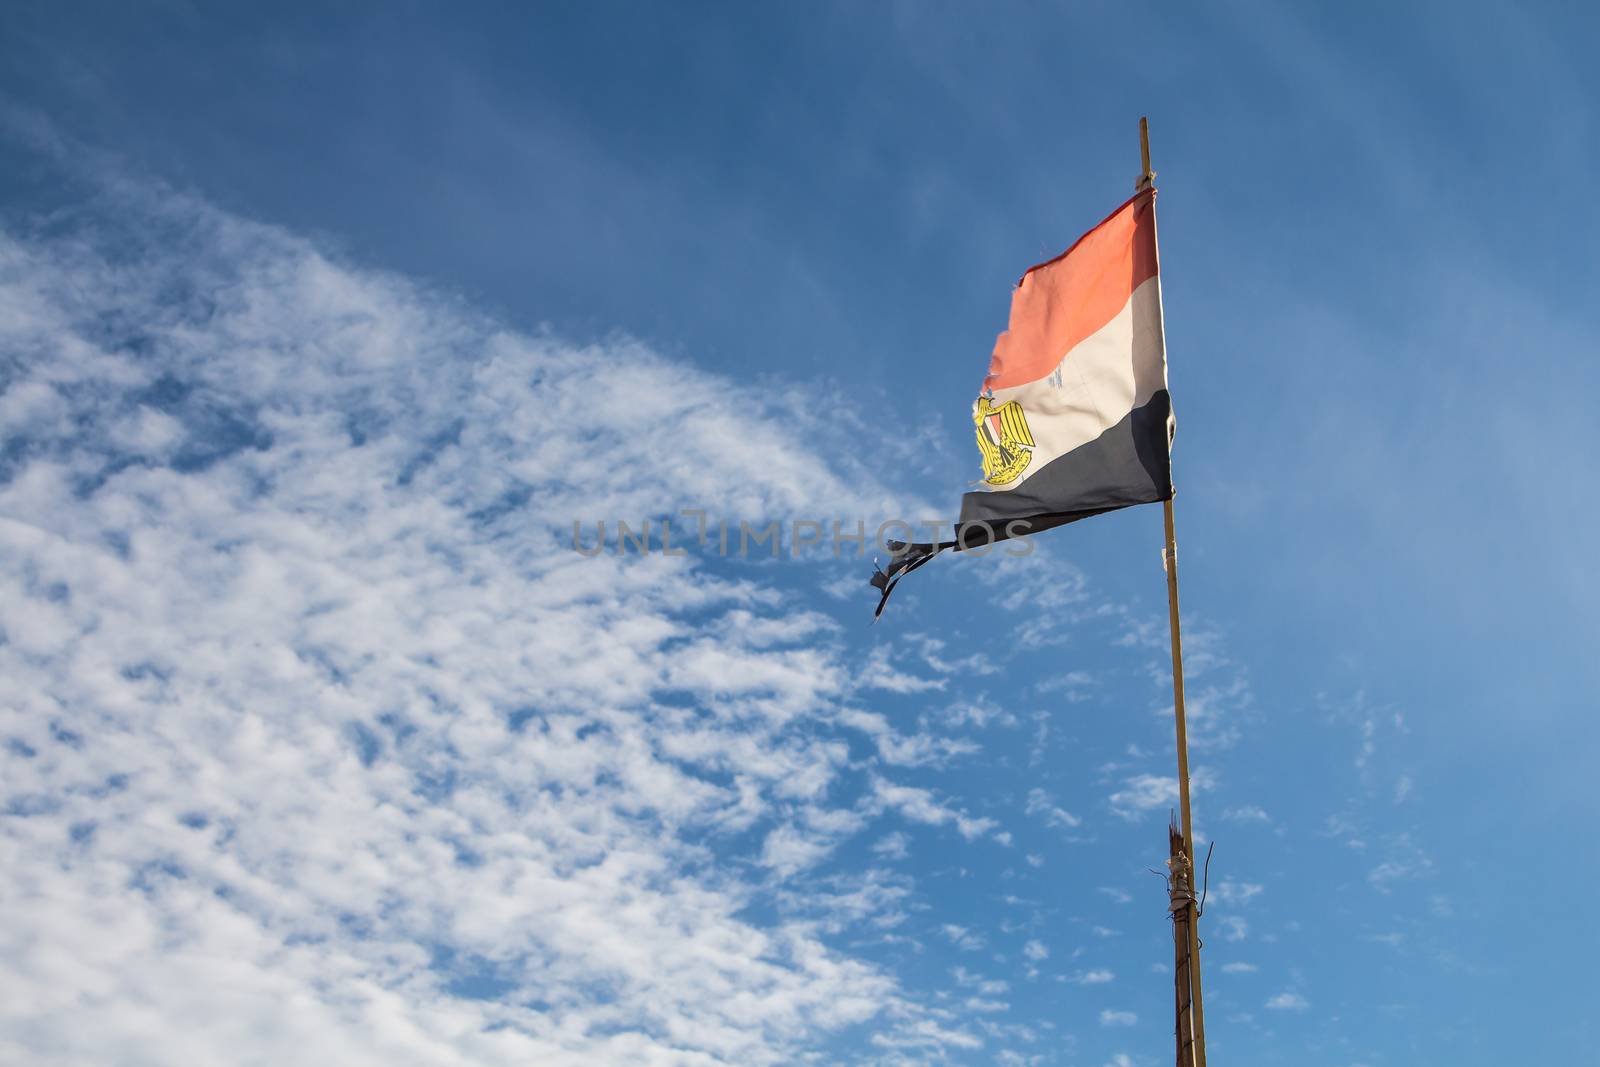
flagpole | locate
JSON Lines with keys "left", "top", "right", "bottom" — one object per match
{"left": 1164, "top": 497, "right": 1208, "bottom": 1067}
{"left": 1142, "top": 116, "right": 1210, "bottom": 1067}
{"left": 1168, "top": 818, "right": 1197, "bottom": 1067}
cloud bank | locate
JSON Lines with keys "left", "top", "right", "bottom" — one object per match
{"left": 0, "top": 176, "right": 982, "bottom": 1065}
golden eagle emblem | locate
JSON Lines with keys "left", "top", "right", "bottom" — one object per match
{"left": 973, "top": 396, "right": 1035, "bottom": 486}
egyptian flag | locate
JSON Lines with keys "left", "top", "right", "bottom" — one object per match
{"left": 872, "top": 186, "right": 1174, "bottom": 617}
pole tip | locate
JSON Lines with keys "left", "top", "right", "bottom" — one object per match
{"left": 1137, "top": 116, "right": 1155, "bottom": 190}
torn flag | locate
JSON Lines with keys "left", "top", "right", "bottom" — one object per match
{"left": 872, "top": 186, "right": 1175, "bottom": 617}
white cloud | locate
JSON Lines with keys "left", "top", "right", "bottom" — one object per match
{"left": 872, "top": 832, "right": 911, "bottom": 860}
{"left": 761, "top": 823, "right": 839, "bottom": 878}
{"left": 858, "top": 647, "right": 946, "bottom": 694}
{"left": 1221, "top": 962, "right": 1258, "bottom": 974}
{"left": 1022, "top": 939, "right": 1048, "bottom": 962}
{"left": 1366, "top": 833, "right": 1434, "bottom": 892}
{"left": 1025, "top": 787, "right": 1082, "bottom": 829}
{"left": 1036, "top": 669, "right": 1095, "bottom": 696}
{"left": 870, "top": 777, "right": 999, "bottom": 842}
{"left": 939, "top": 696, "right": 1015, "bottom": 729}
{"left": 995, "top": 1052, "right": 1042, "bottom": 1067}
{"left": 1107, "top": 769, "right": 1216, "bottom": 820}
{"left": 832, "top": 707, "right": 980, "bottom": 769}
{"left": 1099, "top": 1009, "right": 1137, "bottom": 1027}
{"left": 1175, "top": 672, "right": 1251, "bottom": 751}
{"left": 1070, "top": 968, "right": 1115, "bottom": 985}
{"left": 820, "top": 571, "right": 865, "bottom": 600}
{"left": 941, "top": 924, "right": 985, "bottom": 952}
{"left": 869, "top": 1016, "right": 982, "bottom": 1054}
{"left": 950, "top": 966, "right": 1008, "bottom": 995}
{"left": 1357, "top": 717, "right": 1377, "bottom": 769}
{"left": 1266, "top": 992, "right": 1310, "bottom": 1012}
{"left": 1212, "top": 880, "right": 1264, "bottom": 906}
{"left": 0, "top": 169, "right": 972, "bottom": 1065}
{"left": 916, "top": 636, "right": 1000, "bottom": 677}
{"left": 1221, "top": 805, "right": 1271, "bottom": 823}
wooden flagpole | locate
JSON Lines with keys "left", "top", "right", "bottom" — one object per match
{"left": 1141, "top": 116, "right": 1210, "bottom": 1067}
{"left": 1169, "top": 820, "right": 1197, "bottom": 1067}
{"left": 1164, "top": 499, "right": 1209, "bottom": 1067}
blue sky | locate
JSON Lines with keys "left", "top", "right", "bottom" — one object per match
{"left": 1, "top": 3, "right": 1596, "bottom": 1065}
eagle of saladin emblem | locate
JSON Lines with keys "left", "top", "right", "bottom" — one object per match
{"left": 973, "top": 396, "right": 1035, "bottom": 486}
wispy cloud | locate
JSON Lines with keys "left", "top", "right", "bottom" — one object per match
{"left": 941, "top": 924, "right": 986, "bottom": 951}
{"left": 951, "top": 966, "right": 1009, "bottom": 995}
{"left": 869, "top": 777, "right": 1001, "bottom": 841}
{"left": 1266, "top": 992, "right": 1310, "bottom": 1012}
{"left": 859, "top": 647, "right": 948, "bottom": 694}
{"left": 0, "top": 167, "right": 970, "bottom": 1065}
{"left": 1107, "top": 768, "right": 1217, "bottom": 820}
{"left": 832, "top": 707, "right": 980, "bottom": 769}
{"left": 1066, "top": 968, "right": 1114, "bottom": 986}
{"left": 1026, "top": 787, "right": 1083, "bottom": 829}
{"left": 1221, "top": 805, "right": 1271, "bottom": 824}
{"left": 761, "top": 822, "right": 841, "bottom": 878}
{"left": 1212, "top": 880, "right": 1264, "bottom": 906}
{"left": 1366, "top": 833, "right": 1435, "bottom": 893}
